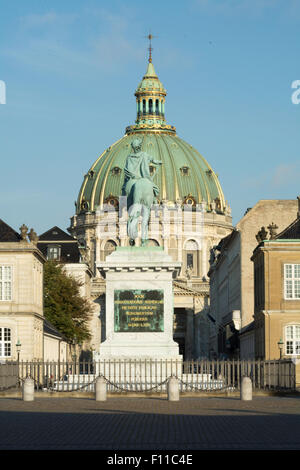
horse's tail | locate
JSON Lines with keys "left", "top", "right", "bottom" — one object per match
{"left": 132, "top": 178, "right": 153, "bottom": 207}
{"left": 128, "top": 203, "right": 141, "bottom": 240}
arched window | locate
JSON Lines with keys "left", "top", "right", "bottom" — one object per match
{"left": 156, "top": 99, "right": 159, "bottom": 114}
{"left": 149, "top": 99, "right": 153, "bottom": 114}
{"left": 143, "top": 99, "right": 146, "bottom": 113}
{"left": 104, "top": 240, "right": 117, "bottom": 259}
{"left": 147, "top": 239, "right": 160, "bottom": 247}
{"left": 184, "top": 239, "right": 200, "bottom": 277}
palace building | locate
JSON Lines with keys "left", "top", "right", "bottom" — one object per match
{"left": 67, "top": 53, "right": 233, "bottom": 360}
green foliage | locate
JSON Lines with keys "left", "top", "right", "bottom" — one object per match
{"left": 43, "top": 261, "right": 91, "bottom": 343}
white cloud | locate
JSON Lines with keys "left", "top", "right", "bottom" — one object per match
{"left": 243, "top": 162, "right": 300, "bottom": 191}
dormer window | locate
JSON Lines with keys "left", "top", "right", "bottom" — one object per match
{"left": 183, "top": 194, "right": 196, "bottom": 206}
{"left": 104, "top": 195, "right": 119, "bottom": 209}
{"left": 149, "top": 165, "right": 156, "bottom": 176}
{"left": 112, "top": 167, "right": 122, "bottom": 176}
{"left": 180, "top": 166, "right": 190, "bottom": 176}
{"left": 47, "top": 245, "right": 61, "bottom": 260}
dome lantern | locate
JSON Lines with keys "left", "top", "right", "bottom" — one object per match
{"left": 126, "top": 46, "right": 176, "bottom": 135}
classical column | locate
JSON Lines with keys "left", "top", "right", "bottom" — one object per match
{"left": 201, "top": 238, "right": 207, "bottom": 279}
{"left": 185, "top": 309, "right": 194, "bottom": 360}
{"left": 158, "top": 99, "right": 162, "bottom": 114}
{"left": 194, "top": 312, "right": 201, "bottom": 359}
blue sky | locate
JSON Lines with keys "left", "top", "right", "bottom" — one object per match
{"left": 1, "top": 0, "right": 300, "bottom": 234}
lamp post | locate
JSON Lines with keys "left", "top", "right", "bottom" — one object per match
{"left": 277, "top": 338, "right": 284, "bottom": 360}
{"left": 15, "top": 339, "right": 21, "bottom": 386}
{"left": 16, "top": 339, "right": 21, "bottom": 363}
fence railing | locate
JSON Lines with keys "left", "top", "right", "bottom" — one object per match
{"left": 0, "top": 359, "right": 296, "bottom": 393}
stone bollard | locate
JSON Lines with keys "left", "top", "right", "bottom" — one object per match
{"left": 95, "top": 376, "right": 107, "bottom": 401}
{"left": 23, "top": 377, "right": 35, "bottom": 402}
{"left": 240, "top": 376, "right": 252, "bottom": 401}
{"left": 167, "top": 376, "right": 180, "bottom": 401}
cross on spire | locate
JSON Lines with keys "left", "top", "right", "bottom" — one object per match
{"left": 146, "top": 33, "right": 157, "bottom": 63}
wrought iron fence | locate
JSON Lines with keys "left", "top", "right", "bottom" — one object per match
{"left": 0, "top": 359, "right": 296, "bottom": 393}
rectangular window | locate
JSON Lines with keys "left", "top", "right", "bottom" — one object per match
{"left": 284, "top": 264, "right": 300, "bottom": 300}
{"left": 0, "top": 266, "right": 12, "bottom": 301}
{"left": 47, "top": 246, "right": 61, "bottom": 260}
{"left": 187, "top": 253, "right": 194, "bottom": 268}
{"left": 0, "top": 328, "right": 11, "bottom": 357}
{"left": 285, "top": 325, "right": 300, "bottom": 355}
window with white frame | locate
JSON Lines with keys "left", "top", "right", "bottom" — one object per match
{"left": 0, "top": 266, "right": 12, "bottom": 301}
{"left": 47, "top": 245, "right": 61, "bottom": 260}
{"left": 284, "top": 264, "right": 300, "bottom": 299}
{"left": 285, "top": 325, "right": 300, "bottom": 355}
{"left": 0, "top": 327, "right": 11, "bottom": 357}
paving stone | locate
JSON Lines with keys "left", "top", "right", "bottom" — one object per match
{"left": 0, "top": 397, "right": 299, "bottom": 450}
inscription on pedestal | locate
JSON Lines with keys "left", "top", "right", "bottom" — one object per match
{"left": 114, "top": 289, "right": 164, "bottom": 332}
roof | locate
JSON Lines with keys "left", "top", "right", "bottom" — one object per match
{"left": 275, "top": 217, "right": 300, "bottom": 240}
{"left": 77, "top": 133, "right": 226, "bottom": 213}
{"left": 38, "top": 226, "right": 80, "bottom": 263}
{"left": 37, "top": 241, "right": 80, "bottom": 263}
{"left": 39, "top": 226, "right": 75, "bottom": 242}
{"left": 239, "top": 321, "right": 255, "bottom": 336}
{"left": 44, "top": 319, "right": 68, "bottom": 341}
{"left": 0, "top": 219, "right": 21, "bottom": 242}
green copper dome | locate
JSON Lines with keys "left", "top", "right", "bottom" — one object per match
{"left": 76, "top": 61, "right": 227, "bottom": 214}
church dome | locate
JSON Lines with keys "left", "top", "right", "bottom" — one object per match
{"left": 76, "top": 58, "right": 227, "bottom": 214}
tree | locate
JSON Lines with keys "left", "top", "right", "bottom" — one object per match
{"left": 43, "top": 261, "right": 92, "bottom": 344}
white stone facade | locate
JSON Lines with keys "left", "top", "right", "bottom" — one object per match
{"left": 208, "top": 199, "right": 299, "bottom": 358}
{"left": 0, "top": 241, "right": 45, "bottom": 361}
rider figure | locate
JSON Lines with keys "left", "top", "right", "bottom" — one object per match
{"left": 122, "top": 137, "right": 162, "bottom": 205}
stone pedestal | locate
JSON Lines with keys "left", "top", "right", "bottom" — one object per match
{"left": 96, "top": 247, "right": 182, "bottom": 361}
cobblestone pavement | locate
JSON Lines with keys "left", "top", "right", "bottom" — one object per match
{"left": 0, "top": 396, "right": 300, "bottom": 450}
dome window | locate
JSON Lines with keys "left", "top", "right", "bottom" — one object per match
{"left": 112, "top": 166, "right": 122, "bottom": 176}
{"left": 149, "top": 165, "right": 156, "bottom": 176}
{"left": 80, "top": 199, "right": 89, "bottom": 211}
{"left": 183, "top": 194, "right": 196, "bottom": 206}
{"left": 180, "top": 166, "right": 190, "bottom": 176}
{"left": 104, "top": 195, "right": 119, "bottom": 209}
{"left": 206, "top": 169, "right": 213, "bottom": 176}
{"left": 214, "top": 197, "right": 221, "bottom": 211}
{"left": 104, "top": 240, "right": 117, "bottom": 259}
